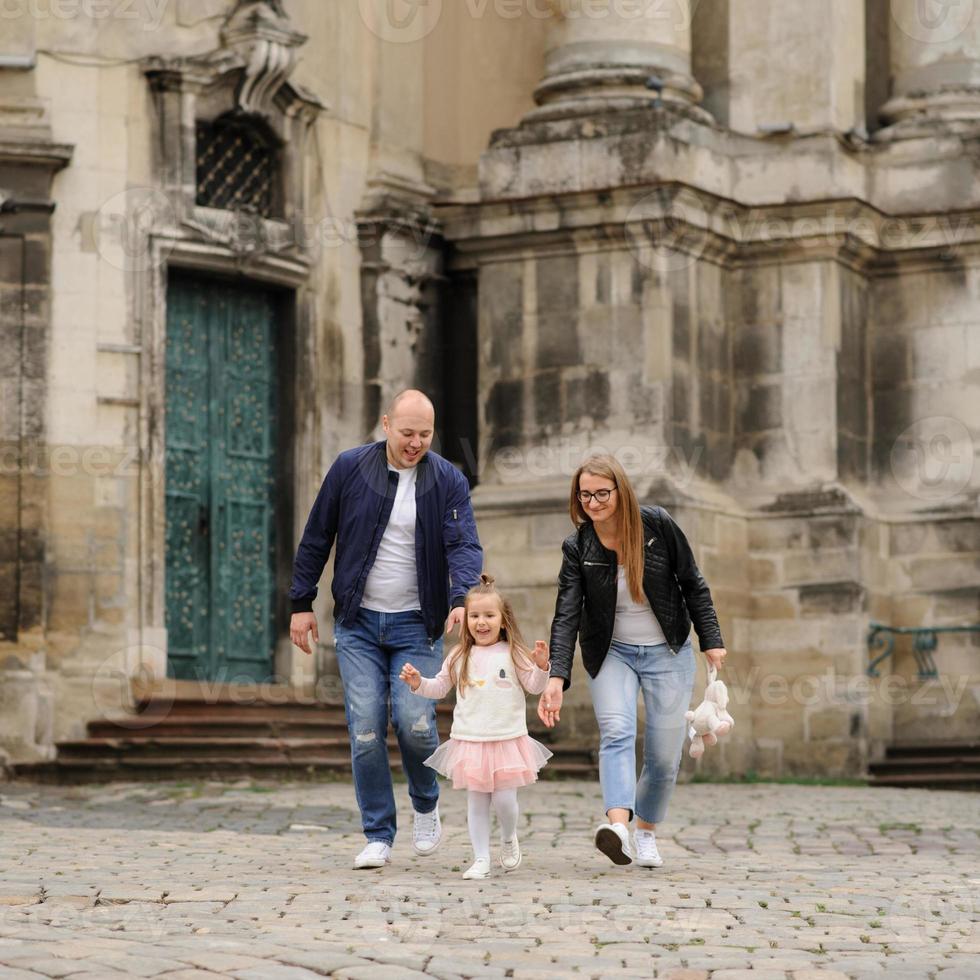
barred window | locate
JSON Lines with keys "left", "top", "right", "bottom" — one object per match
{"left": 195, "top": 114, "right": 279, "bottom": 217}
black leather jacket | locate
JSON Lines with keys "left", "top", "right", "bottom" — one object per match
{"left": 549, "top": 505, "right": 724, "bottom": 689}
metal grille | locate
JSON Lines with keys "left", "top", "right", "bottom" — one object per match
{"left": 195, "top": 115, "right": 277, "bottom": 216}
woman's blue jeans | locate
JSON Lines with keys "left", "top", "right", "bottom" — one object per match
{"left": 333, "top": 608, "right": 443, "bottom": 846}
{"left": 587, "top": 638, "right": 695, "bottom": 825}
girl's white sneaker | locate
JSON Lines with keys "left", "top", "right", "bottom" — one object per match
{"left": 462, "top": 857, "right": 491, "bottom": 879}
{"left": 634, "top": 830, "right": 664, "bottom": 868}
{"left": 500, "top": 836, "right": 522, "bottom": 871}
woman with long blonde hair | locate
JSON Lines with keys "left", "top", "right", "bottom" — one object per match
{"left": 539, "top": 455, "right": 727, "bottom": 869}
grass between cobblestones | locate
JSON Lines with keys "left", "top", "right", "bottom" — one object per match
{"left": 686, "top": 771, "right": 869, "bottom": 787}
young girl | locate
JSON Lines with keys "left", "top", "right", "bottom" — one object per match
{"left": 400, "top": 574, "right": 552, "bottom": 879}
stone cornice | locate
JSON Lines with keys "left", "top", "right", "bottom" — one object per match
{"left": 437, "top": 182, "right": 980, "bottom": 274}
{"left": 0, "top": 139, "right": 73, "bottom": 171}
{"left": 479, "top": 106, "right": 980, "bottom": 216}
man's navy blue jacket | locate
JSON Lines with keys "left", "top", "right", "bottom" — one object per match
{"left": 288, "top": 441, "right": 483, "bottom": 641}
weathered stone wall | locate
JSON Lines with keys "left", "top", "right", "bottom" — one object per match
{"left": 1, "top": 1, "right": 977, "bottom": 780}
{"left": 880, "top": 518, "right": 980, "bottom": 743}
{"left": 736, "top": 497, "right": 868, "bottom": 778}
{"left": 0, "top": 77, "right": 70, "bottom": 761}
{"left": 0, "top": 0, "right": 549, "bottom": 764}
{"left": 447, "top": 13, "right": 977, "bottom": 775}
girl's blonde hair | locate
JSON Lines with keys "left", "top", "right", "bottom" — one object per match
{"left": 569, "top": 454, "right": 645, "bottom": 604}
{"left": 447, "top": 573, "right": 533, "bottom": 695}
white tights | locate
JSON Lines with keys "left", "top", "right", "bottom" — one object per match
{"left": 466, "top": 788, "right": 519, "bottom": 860}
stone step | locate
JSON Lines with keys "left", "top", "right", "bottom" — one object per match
{"left": 55, "top": 736, "right": 364, "bottom": 762}
{"left": 54, "top": 735, "right": 597, "bottom": 766}
{"left": 12, "top": 694, "right": 598, "bottom": 784}
{"left": 118, "top": 701, "right": 453, "bottom": 723}
{"left": 87, "top": 719, "right": 353, "bottom": 739}
{"left": 88, "top": 698, "right": 454, "bottom": 738}
{"left": 882, "top": 741, "right": 980, "bottom": 760}
{"left": 867, "top": 740, "right": 980, "bottom": 788}
{"left": 869, "top": 754, "right": 980, "bottom": 772}
{"left": 14, "top": 752, "right": 598, "bottom": 783}
{"left": 867, "top": 770, "right": 980, "bottom": 788}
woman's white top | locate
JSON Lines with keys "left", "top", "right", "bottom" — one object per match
{"left": 611, "top": 566, "right": 667, "bottom": 646}
{"left": 415, "top": 641, "right": 550, "bottom": 742}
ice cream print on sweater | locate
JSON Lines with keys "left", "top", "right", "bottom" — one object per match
{"left": 462, "top": 657, "right": 515, "bottom": 690}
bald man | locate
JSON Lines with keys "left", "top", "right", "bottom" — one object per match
{"left": 288, "top": 390, "right": 483, "bottom": 869}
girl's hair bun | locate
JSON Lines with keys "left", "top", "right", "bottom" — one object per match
{"left": 479, "top": 572, "right": 496, "bottom": 588}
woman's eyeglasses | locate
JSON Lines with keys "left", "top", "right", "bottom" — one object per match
{"left": 577, "top": 488, "right": 617, "bottom": 504}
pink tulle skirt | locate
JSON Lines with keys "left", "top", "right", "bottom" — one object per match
{"left": 424, "top": 735, "right": 553, "bottom": 793}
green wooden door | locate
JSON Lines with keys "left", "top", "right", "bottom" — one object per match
{"left": 165, "top": 275, "right": 278, "bottom": 684}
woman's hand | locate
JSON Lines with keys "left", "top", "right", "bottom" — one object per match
{"left": 537, "top": 677, "right": 564, "bottom": 728}
{"left": 704, "top": 648, "right": 727, "bottom": 671}
{"left": 532, "top": 640, "right": 550, "bottom": 670}
{"left": 400, "top": 663, "right": 421, "bottom": 691}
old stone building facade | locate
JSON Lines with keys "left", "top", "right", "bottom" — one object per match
{"left": 0, "top": 0, "right": 977, "bottom": 777}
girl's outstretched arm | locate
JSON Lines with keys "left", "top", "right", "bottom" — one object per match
{"left": 411, "top": 646, "right": 457, "bottom": 699}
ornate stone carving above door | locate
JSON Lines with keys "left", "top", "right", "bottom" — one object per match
{"left": 142, "top": 0, "right": 324, "bottom": 261}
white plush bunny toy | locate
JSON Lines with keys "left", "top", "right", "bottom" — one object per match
{"left": 685, "top": 663, "right": 734, "bottom": 758}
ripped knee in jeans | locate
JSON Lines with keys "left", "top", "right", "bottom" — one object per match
{"left": 408, "top": 713, "right": 432, "bottom": 737}
{"left": 352, "top": 729, "right": 381, "bottom": 752}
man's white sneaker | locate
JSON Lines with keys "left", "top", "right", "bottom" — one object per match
{"left": 353, "top": 841, "right": 391, "bottom": 869}
{"left": 500, "top": 836, "right": 521, "bottom": 871}
{"left": 634, "top": 830, "right": 664, "bottom": 868}
{"left": 594, "top": 822, "right": 633, "bottom": 866}
{"left": 412, "top": 805, "right": 442, "bottom": 855}
{"left": 462, "top": 857, "right": 491, "bottom": 879}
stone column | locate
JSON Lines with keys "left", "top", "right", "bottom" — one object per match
{"left": 880, "top": 0, "right": 980, "bottom": 131}
{"left": 529, "top": 0, "right": 703, "bottom": 121}
{"left": 700, "top": 0, "right": 866, "bottom": 135}
{"left": 357, "top": 0, "right": 445, "bottom": 430}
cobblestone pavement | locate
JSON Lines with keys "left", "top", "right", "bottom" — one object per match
{"left": 0, "top": 778, "right": 976, "bottom": 979}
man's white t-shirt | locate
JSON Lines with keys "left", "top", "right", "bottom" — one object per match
{"left": 360, "top": 464, "right": 421, "bottom": 613}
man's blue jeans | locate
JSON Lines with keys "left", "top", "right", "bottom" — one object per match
{"left": 587, "top": 638, "right": 695, "bottom": 825}
{"left": 333, "top": 608, "right": 443, "bottom": 845}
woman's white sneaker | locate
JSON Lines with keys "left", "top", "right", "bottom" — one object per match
{"left": 353, "top": 841, "right": 391, "bottom": 869}
{"left": 594, "top": 822, "right": 633, "bottom": 866}
{"left": 634, "top": 830, "right": 664, "bottom": 868}
{"left": 412, "top": 805, "right": 442, "bottom": 855}
{"left": 500, "top": 836, "right": 522, "bottom": 871}
{"left": 462, "top": 857, "right": 491, "bottom": 879}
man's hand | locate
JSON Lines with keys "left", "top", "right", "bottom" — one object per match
{"left": 445, "top": 605, "right": 465, "bottom": 635}
{"left": 532, "top": 640, "right": 550, "bottom": 670}
{"left": 704, "top": 647, "right": 727, "bottom": 671}
{"left": 537, "top": 676, "right": 564, "bottom": 728}
{"left": 290, "top": 612, "right": 319, "bottom": 655}
{"left": 400, "top": 663, "right": 422, "bottom": 691}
